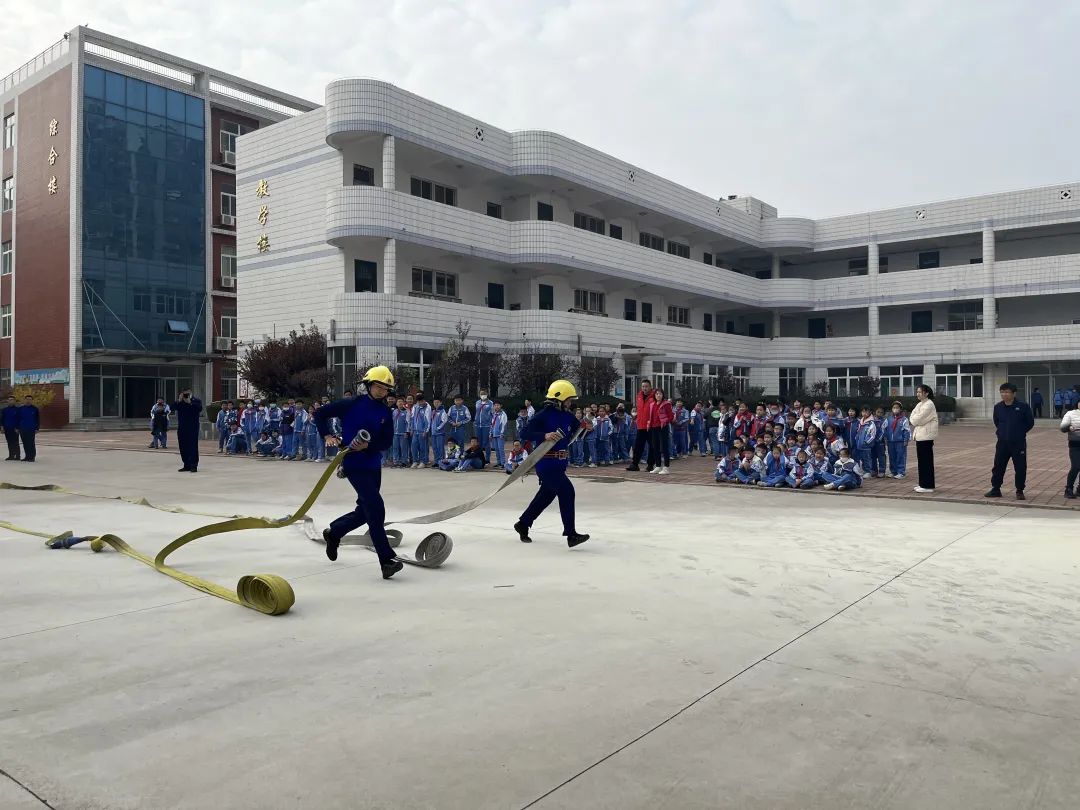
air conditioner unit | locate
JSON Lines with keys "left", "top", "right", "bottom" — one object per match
{"left": 214, "top": 336, "right": 233, "bottom": 351}
{"left": 218, "top": 214, "right": 236, "bottom": 227}
{"left": 221, "top": 275, "right": 236, "bottom": 289}
{"left": 223, "top": 150, "right": 236, "bottom": 166}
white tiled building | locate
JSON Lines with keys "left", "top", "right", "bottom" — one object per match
{"left": 237, "top": 79, "right": 1080, "bottom": 416}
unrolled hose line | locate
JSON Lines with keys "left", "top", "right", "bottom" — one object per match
{"left": 1, "top": 436, "right": 562, "bottom": 614}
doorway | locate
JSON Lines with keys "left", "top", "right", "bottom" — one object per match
{"left": 124, "top": 377, "right": 157, "bottom": 419}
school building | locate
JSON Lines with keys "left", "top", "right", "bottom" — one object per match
{"left": 0, "top": 27, "right": 316, "bottom": 426}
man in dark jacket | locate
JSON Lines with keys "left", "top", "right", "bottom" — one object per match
{"left": 171, "top": 390, "right": 203, "bottom": 472}
{"left": 17, "top": 395, "right": 40, "bottom": 462}
{"left": 2, "top": 394, "right": 20, "bottom": 460}
{"left": 986, "top": 382, "right": 1035, "bottom": 500}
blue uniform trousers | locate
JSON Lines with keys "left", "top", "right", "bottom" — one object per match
{"left": 476, "top": 426, "right": 490, "bottom": 462}
{"left": 449, "top": 427, "right": 466, "bottom": 449}
{"left": 432, "top": 434, "right": 445, "bottom": 467}
{"left": 491, "top": 435, "right": 506, "bottom": 465}
{"left": 411, "top": 433, "right": 429, "bottom": 465}
{"left": 888, "top": 442, "right": 908, "bottom": 476}
{"left": 872, "top": 443, "right": 887, "bottom": 475}
{"left": 329, "top": 467, "right": 395, "bottom": 564}
{"left": 519, "top": 463, "right": 577, "bottom": 535}
{"left": 392, "top": 434, "right": 409, "bottom": 465}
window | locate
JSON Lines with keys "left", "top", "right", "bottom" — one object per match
{"left": 827, "top": 367, "right": 869, "bottom": 398}
{"left": 330, "top": 345, "right": 357, "bottom": 398}
{"left": 708, "top": 365, "right": 724, "bottom": 376}
{"left": 220, "top": 188, "right": 236, "bottom": 219}
{"left": 411, "top": 267, "right": 458, "bottom": 299}
{"left": 573, "top": 212, "right": 605, "bottom": 234}
{"left": 1, "top": 241, "right": 11, "bottom": 276}
{"left": 848, "top": 257, "right": 868, "bottom": 273}
{"left": 725, "top": 321, "right": 736, "bottom": 334}
{"left": 409, "top": 176, "right": 456, "bottom": 206}
{"left": 666, "top": 241, "right": 690, "bottom": 259}
{"left": 731, "top": 367, "right": 750, "bottom": 393}
{"left": 910, "top": 310, "right": 933, "bottom": 333}
{"left": 609, "top": 224, "right": 623, "bottom": 240}
{"left": 808, "top": 317, "right": 827, "bottom": 339}
{"left": 155, "top": 291, "right": 189, "bottom": 315}
{"left": 219, "top": 120, "right": 252, "bottom": 163}
{"left": 397, "top": 347, "right": 442, "bottom": 391}
{"left": 936, "top": 364, "right": 983, "bottom": 398}
{"left": 703, "top": 313, "right": 713, "bottom": 331}
{"left": 969, "top": 257, "right": 983, "bottom": 264}
{"left": 703, "top": 252, "right": 713, "bottom": 265}
{"left": 220, "top": 366, "right": 238, "bottom": 402}
{"left": 2, "top": 115, "right": 13, "bottom": 149}
{"left": 220, "top": 309, "right": 237, "bottom": 340}
{"left": 220, "top": 245, "right": 236, "bottom": 286}
{"left": 947, "top": 301, "right": 982, "bottom": 331}
{"left": 353, "top": 164, "right": 375, "bottom": 186}
{"left": 623, "top": 298, "right": 637, "bottom": 321}
{"left": 1, "top": 304, "right": 10, "bottom": 338}
{"left": 683, "top": 363, "right": 704, "bottom": 377}
{"left": 0, "top": 367, "right": 9, "bottom": 390}
{"left": 354, "top": 259, "right": 377, "bottom": 293}
{"left": 652, "top": 361, "right": 676, "bottom": 395}
{"left": 748, "top": 323, "right": 766, "bottom": 338}
{"left": 538, "top": 284, "right": 554, "bottom": 311}
{"left": 573, "top": 288, "right": 605, "bottom": 315}
{"left": 2, "top": 177, "right": 13, "bottom": 212}
{"left": 755, "top": 270, "right": 770, "bottom": 280}
{"left": 918, "top": 250, "right": 940, "bottom": 269}
{"left": 132, "top": 289, "right": 151, "bottom": 311}
{"left": 486, "top": 202, "right": 502, "bottom": 219}
{"left": 641, "top": 302, "right": 653, "bottom": 323}
{"left": 779, "top": 368, "right": 805, "bottom": 398}
{"left": 487, "top": 282, "right": 504, "bottom": 309}
{"left": 667, "top": 305, "right": 690, "bottom": 326}
{"left": 639, "top": 231, "right": 664, "bottom": 251}
{"left": 879, "top": 365, "right": 922, "bottom": 397}
{"left": 537, "top": 201, "right": 553, "bottom": 221}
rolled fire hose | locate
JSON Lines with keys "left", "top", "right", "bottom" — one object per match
{"left": 1, "top": 431, "right": 566, "bottom": 614}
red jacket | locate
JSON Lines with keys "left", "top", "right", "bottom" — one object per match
{"left": 657, "top": 400, "right": 674, "bottom": 427}
{"left": 635, "top": 390, "right": 659, "bottom": 430}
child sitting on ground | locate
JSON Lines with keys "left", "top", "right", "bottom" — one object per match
{"left": 715, "top": 447, "right": 739, "bottom": 483}
{"left": 758, "top": 443, "right": 789, "bottom": 487}
{"left": 505, "top": 440, "right": 529, "bottom": 474}
{"left": 455, "top": 437, "right": 485, "bottom": 472}
{"left": 226, "top": 424, "right": 248, "bottom": 455}
{"left": 255, "top": 430, "right": 278, "bottom": 457}
{"left": 787, "top": 449, "right": 816, "bottom": 489}
{"left": 437, "top": 438, "right": 462, "bottom": 471}
{"left": 823, "top": 447, "right": 862, "bottom": 491}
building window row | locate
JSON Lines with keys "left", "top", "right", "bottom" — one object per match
{"left": 411, "top": 176, "right": 456, "bottom": 207}
{"left": 936, "top": 364, "right": 983, "bottom": 398}
{"left": 880, "top": 365, "right": 922, "bottom": 397}
{"left": 411, "top": 266, "right": 459, "bottom": 300}
{"left": 667, "top": 305, "right": 689, "bottom": 326}
{"left": 1, "top": 304, "right": 11, "bottom": 338}
{"left": 779, "top": 367, "right": 805, "bottom": 398}
{"left": 486, "top": 201, "right": 502, "bottom": 219}
{"left": 573, "top": 212, "right": 605, "bottom": 235}
{"left": 666, "top": 241, "right": 690, "bottom": 260}
{"left": 573, "top": 288, "right": 606, "bottom": 316}
{"left": 1, "top": 241, "right": 11, "bottom": 276}
{"left": 827, "top": 367, "right": 870, "bottom": 398}
{"left": 639, "top": 231, "right": 664, "bottom": 252}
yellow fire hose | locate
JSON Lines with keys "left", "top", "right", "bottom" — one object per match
{"left": 1, "top": 436, "right": 561, "bottom": 616}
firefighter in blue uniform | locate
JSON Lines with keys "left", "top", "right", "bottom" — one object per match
{"left": 514, "top": 379, "right": 590, "bottom": 547}
{"left": 315, "top": 365, "right": 403, "bottom": 579}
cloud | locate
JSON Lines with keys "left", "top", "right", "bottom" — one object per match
{"left": 3, "top": 0, "right": 1078, "bottom": 217}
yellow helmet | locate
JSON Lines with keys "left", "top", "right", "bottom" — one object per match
{"left": 545, "top": 379, "right": 577, "bottom": 402}
{"left": 362, "top": 365, "right": 396, "bottom": 390}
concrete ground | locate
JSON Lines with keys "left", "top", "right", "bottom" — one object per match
{"left": 2, "top": 440, "right": 1079, "bottom": 809}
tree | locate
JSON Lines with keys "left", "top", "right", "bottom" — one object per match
{"left": 808, "top": 380, "right": 831, "bottom": 399}
{"left": 238, "top": 324, "right": 333, "bottom": 401}
{"left": 428, "top": 322, "right": 500, "bottom": 400}
{"left": 569, "top": 355, "right": 620, "bottom": 397}
{"left": 499, "top": 345, "right": 573, "bottom": 397}
{"left": 854, "top": 375, "right": 882, "bottom": 399}
{"left": 4, "top": 384, "right": 56, "bottom": 411}
{"left": 671, "top": 372, "right": 763, "bottom": 405}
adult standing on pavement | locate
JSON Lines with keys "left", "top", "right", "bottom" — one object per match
{"left": 1031, "top": 387, "right": 1044, "bottom": 419}
{"left": 1059, "top": 397, "right": 1080, "bottom": 499}
{"left": 626, "top": 379, "right": 660, "bottom": 472}
{"left": 2, "top": 394, "right": 20, "bottom": 460}
{"left": 17, "top": 395, "right": 40, "bottom": 462}
{"left": 986, "top": 382, "right": 1035, "bottom": 501}
{"left": 653, "top": 388, "right": 673, "bottom": 475}
{"left": 909, "top": 384, "right": 939, "bottom": 494}
{"left": 172, "top": 389, "right": 203, "bottom": 473}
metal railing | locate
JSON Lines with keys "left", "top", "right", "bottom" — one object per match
{"left": 1, "top": 37, "right": 70, "bottom": 96}
{"left": 84, "top": 41, "right": 195, "bottom": 86}
{"left": 209, "top": 80, "right": 308, "bottom": 118}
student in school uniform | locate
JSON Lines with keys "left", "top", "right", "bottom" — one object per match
{"left": 266, "top": 402, "right": 282, "bottom": 435}
{"left": 215, "top": 402, "right": 232, "bottom": 454}
{"left": 524, "top": 398, "right": 535, "bottom": 421}
{"left": 883, "top": 400, "right": 912, "bottom": 479}
{"left": 226, "top": 424, "right": 248, "bottom": 455}
{"left": 410, "top": 393, "right": 433, "bottom": 469}
{"left": 870, "top": 405, "right": 887, "bottom": 477}
{"left": 822, "top": 448, "right": 862, "bottom": 491}
{"left": 431, "top": 398, "right": 448, "bottom": 468}
{"left": 809, "top": 447, "right": 831, "bottom": 485}
{"left": 279, "top": 402, "right": 297, "bottom": 460}
{"left": 149, "top": 398, "right": 171, "bottom": 449}
{"left": 654, "top": 389, "right": 674, "bottom": 474}
{"left": 455, "top": 437, "right": 486, "bottom": 472}
{"left": 786, "top": 450, "right": 816, "bottom": 489}
{"left": 611, "top": 404, "right": 626, "bottom": 461}
{"left": 505, "top": 440, "right": 528, "bottom": 474}
{"left": 569, "top": 407, "right": 587, "bottom": 467}
{"left": 593, "top": 404, "right": 612, "bottom": 466}
{"left": 783, "top": 434, "right": 800, "bottom": 464}
{"left": 671, "top": 399, "right": 690, "bottom": 459}
{"left": 293, "top": 401, "right": 309, "bottom": 459}
{"left": 515, "top": 407, "right": 531, "bottom": 452}
{"left": 448, "top": 395, "right": 470, "bottom": 450}
{"left": 254, "top": 430, "right": 277, "bottom": 457}
{"left": 844, "top": 406, "right": 860, "bottom": 450}
{"left": 438, "top": 438, "right": 462, "bottom": 471}
{"left": 474, "top": 389, "right": 494, "bottom": 464}
{"left": 581, "top": 404, "right": 598, "bottom": 467}
{"left": 489, "top": 401, "right": 508, "bottom": 468}
{"left": 392, "top": 400, "right": 411, "bottom": 467}
{"left": 758, "top": 444, "right": 789, "bottom": 487}
{"left": 689, "top": 402, "right": 704, "bottom": 456}
{"left": 239, "top": 401, "right": 257, "bottom": 454}
{"left": 732, "top": 448, "right": 759, "bottom": 485}
{"left": 853, "top": 406, "right": 877, "bottom": 478}
{"left": 714, "top": 447, "right": 739, "bottom": 483}
{"left": 304, "top": 405, "right": 324, "bottom": 462}
{"left": 823, "top": 424, "right": 846, "bottom": 464}
{"left": 626, "top": 408, "right": 638, "bottom": 463}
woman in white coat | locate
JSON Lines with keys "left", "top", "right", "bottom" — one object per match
{"left": 909, "top": 384, "right": 939, "bottom": 493}
{"left": 1060, "top": 399, "right": 1080, "bottom": 499}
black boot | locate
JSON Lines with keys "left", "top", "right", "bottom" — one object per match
{"left": 1065, "top": 490, "right": 1077, "bottom": 500}
{"left": 1016, "top": 491, "right": 1026, "bottom": 501}
{"left": 323, "top": 528, "right": 340, "bottom": 561}
{"left": 381, "top": 559, "right": 404, "bottom": 579}
{"left": 567, "top": 532, "right": 590, "bottom": 548}
{"left": 984, "top": 488, "right": 1002, "bottom": 498}
{"left": 514, "top": 521, "right": 532, "bottom": 543}
{"left": 625, "top": 464, "right": 640, "bottom": 472}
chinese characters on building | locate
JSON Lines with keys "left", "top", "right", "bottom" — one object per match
{"left": 255, "top": 179, "right": 269, "bottom": 252}
{"left": 47, "top": 118, "right": 59, "bottom": 195}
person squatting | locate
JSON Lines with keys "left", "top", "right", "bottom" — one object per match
{"left": 710, "top": 398, "right": 913, "bottom": 491}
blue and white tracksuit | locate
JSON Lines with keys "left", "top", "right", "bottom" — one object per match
{"left": 689, "top": 409, "right": 706, "bottom": 455}
{"left": 715, "top": 455, "right": 738, "bottom": 483}
{"left": 431, "top": 407, "right": 448, "bottom": 466}
{"left": 761, "top": 454, "right": 788, "bottom": 487}
{"left": 786, "top": 459, "right": 816, "bottom": 489}
{"left": 240, "top": 407, "right": 260, "bottom": 452}
{"left": 871, "top": 416, "right": 887, "bottom": 475}
{"left": 267, "top": 405, "right": 282, "bottom": 435}
{"left": 505, "top": 447, "right": 528, "bottom": 474}
{"left": 515, "top": 414, "right": 529, "bottom": 449}
{"left": 853, "top": 418, "right": 877, "bottom": 476}
{"left": 411, "top": 403, "right": 432, "bottom": 465}
{"left": 216, "top": 408, "right": 231, "bottom": 451}
{"left": 292, "top": 409, "right": 308, "bottom": 458}
{"left": 883, "top": 413, "right": 912, "bottom": 476}
{"left": 611, "top": 412, "right": 626, "bottom": 460}
{"left": 733, "top": 455, "right": 762, "bottom": 485}
{"left": 474, "top": 398, "right": 494, "bottom": 462}
{"left": 392, "top": 408, "right": 411, "bottom": 466}
{"left": 672, "top": 407, "right": 689, "bottom": 457}
{"left": 448, "top": 403, "right": 470, "bottom": 449}
{"left": 582, "top": 414, "right": 596, "bottom": 465}
{"left": 490, "top": 410, "right": 508, "bottom": 466}
{"left": 594, "top": 415, "right": 612, "bottom": 464}
{"left": 305, "top": 414, "right": 324, "bottom": 460}
{"left": 715, "top": 421, "right": 729, "bottom": 460}
{"left": 809, "top": 456, "right": 831, "bottom": 484}
{"left": 438, "top": 444, "right": 462, "bottom": 471}
{"left": 824, "top": 457, "right": 862, "bottom": 489}
{"left": 279, "top": 408, "right": 297, "bottom": 459}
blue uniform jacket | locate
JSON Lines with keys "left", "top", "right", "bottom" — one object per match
{"left": 883, "top": 414, "right": 912, "bottom": 443}
{"left": 315, "top": 394, "right": 394, "bottom": 472}
{"left": 17, "top": 404, "right": 40, "bottom": 431}
{"left": 392, "top": 408, "right": 410, "bottom": 434}
{"left": 2, "top": 404, "right": 20, "bottom": 429}
{"left": 412, "top": 403, "right": 432, "bottom": 434}
{"left": 519, "top": 405, "right": 578, "bottom": 472}
{"left": 490, "top": 410, "right": 507, "bottom": 437}
{"left": 448, "top": 404, "right": 470, "bottom": 427}
{"left": 474, "top": 399, "right": 493, "bottom": 426}
{"left": 431, "top": 408, "right": 448, "bottom": 435}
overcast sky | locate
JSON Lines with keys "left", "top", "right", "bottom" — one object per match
{"left": 4, "top": 0, "right": 1078, "bottom": 218}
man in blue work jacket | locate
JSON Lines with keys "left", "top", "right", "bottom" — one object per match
{"left": 3, "top": 394, "right": 21, "bottom": 460}
{"left": 514, "top": 379, "right": 590, "bottom": 548}
{"left": 17, "top": 395, "right": 40, "bottom": 462}
{"left": 171, "top": 389, "right": 203, "bottom": 472}
{"left": 986, "top": 381, "right": 1035, "bottom": 501}
{"left": 316, "top": 365, "right": 402, "bottom": 580}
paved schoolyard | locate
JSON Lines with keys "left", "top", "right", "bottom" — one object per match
{"left": 1, "top": 434, "right": 1078, "bottom": 808}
